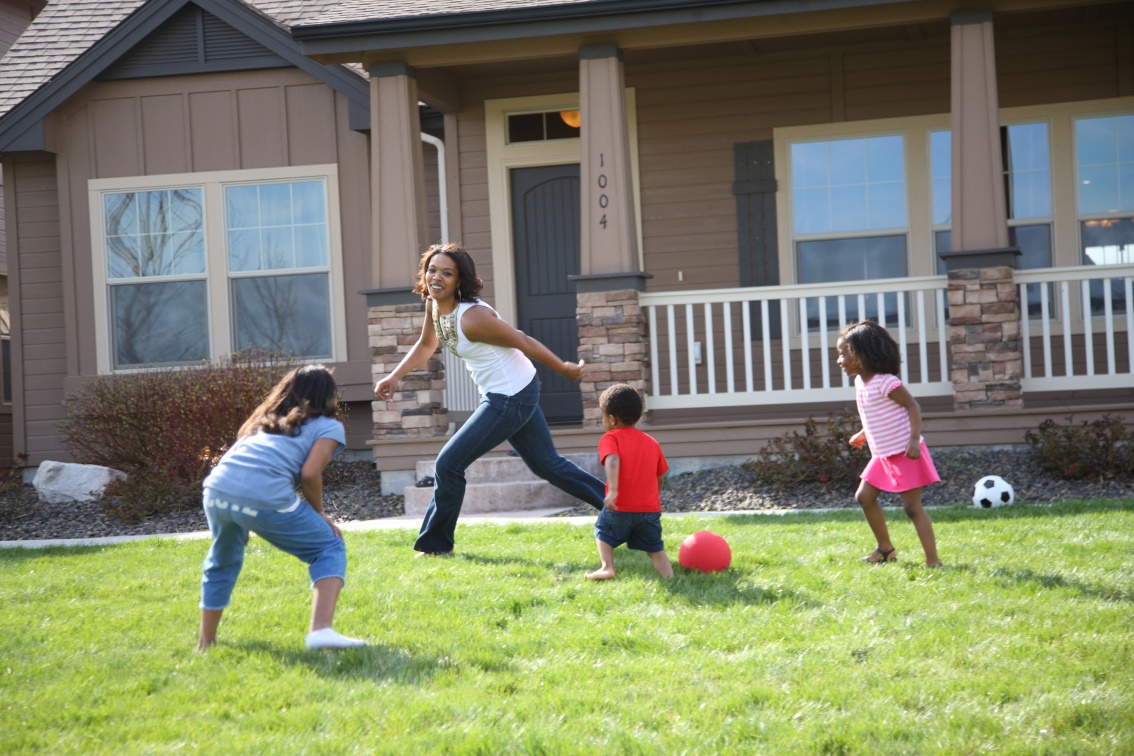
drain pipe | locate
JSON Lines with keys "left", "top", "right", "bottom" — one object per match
{"left": 420, "top": 132, "right": 448, "bottom": 243}
{"left": 421, "top": 131, "right": 458, "bottom": 435}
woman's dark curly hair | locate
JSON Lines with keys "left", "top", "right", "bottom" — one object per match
{"left": 413, "top": 243, "right": 484, "bottom": 303}
{"left": 599, "top": 383, "right": 644, "bottom": 425}
{"left": 838, "top": 320, "right": 901, "bottom": 376}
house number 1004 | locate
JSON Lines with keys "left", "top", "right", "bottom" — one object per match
{"left": 597, "top": 152, "right": 608, "bottom": 229}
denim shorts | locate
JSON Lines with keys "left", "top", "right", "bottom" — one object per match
{"left": 594, "top": 509, "right": 665, "bottom": 553}
{"left": 200, "top": 493, "right": 347, "bottom": 611}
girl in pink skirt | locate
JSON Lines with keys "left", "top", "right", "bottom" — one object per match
{"left": 837, "top": 320, "right": 943, "bottom": 568}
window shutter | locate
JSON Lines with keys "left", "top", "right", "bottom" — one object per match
{"left": 734, "top": 140, "right": 781, "bottom": 338}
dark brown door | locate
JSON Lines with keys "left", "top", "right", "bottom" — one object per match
{"left": 511, "top": 164, "right": 582, "bottom": 424}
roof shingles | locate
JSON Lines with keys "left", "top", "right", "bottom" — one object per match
{"left": 0, "top": 0, "right": 351, "bottom": 122}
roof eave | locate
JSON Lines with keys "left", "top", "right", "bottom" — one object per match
{"left": 293, "top": 0, "right": 912, "bottom": 55}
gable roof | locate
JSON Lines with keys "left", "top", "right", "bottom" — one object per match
{"left": 0, "top": 0, "right": 366, "bottom": 152}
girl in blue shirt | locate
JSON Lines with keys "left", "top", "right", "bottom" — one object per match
{"left": 197, "top": 365, "right": 365, "bottom": 651}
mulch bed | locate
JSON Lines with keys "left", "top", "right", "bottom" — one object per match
{"left": 2, "top": 450, "right": 1131, "bottom": 542}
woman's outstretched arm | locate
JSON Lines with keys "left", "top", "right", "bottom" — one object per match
{"left": 460, "top": 306, "right": 587, "bottom": 381}
{"left": 374, "top": 310, "right": 441, "bottom": 400}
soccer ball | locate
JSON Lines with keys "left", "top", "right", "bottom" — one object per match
{"left": 972, "top": 475, "right": 1015, "bottom": 508}
{"left": 678, "top": 530, "right": 732, "bottom": 572}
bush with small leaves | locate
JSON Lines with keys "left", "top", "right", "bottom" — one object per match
{"left": 742, "top": 412, "right": 871, "bottom": 488}
{"left": 59, "top": 350, "right": 315, "bottom": 520}
{"left": 1024, "top": 414, "right": 1134, "bottom": 481}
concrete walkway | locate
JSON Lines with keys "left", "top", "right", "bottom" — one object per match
{"left": 0, "top": 507, "right": 829, "bottom": 549}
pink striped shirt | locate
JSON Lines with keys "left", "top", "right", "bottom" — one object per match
{"left": 855, "top": 373, "right": 918, "bottom": 458}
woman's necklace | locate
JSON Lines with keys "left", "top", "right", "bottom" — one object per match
{"left": 432, "top": 299, "right": 460, "bottom": 355}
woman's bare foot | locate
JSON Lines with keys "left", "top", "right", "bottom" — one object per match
{"left": 585, "top": 568, "right": 615, "bottom": 581}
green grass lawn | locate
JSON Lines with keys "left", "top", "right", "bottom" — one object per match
{"left": 2, "top": 501, "right": 1132, "bottom": 754}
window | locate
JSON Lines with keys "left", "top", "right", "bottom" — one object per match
{"left": 1076, "top": 113, "right": 1134, "bottom": 315}
{"left": 91, "top": 166, "right": 344, "bottom": 373}
{"left": 791, "top": 134, "right": 907, "bottom": 326}
{"left": 104, "top": 188, "right": 208, "bottom": 367}
{"left": 506, "top": 110, "right": 580, "bottom": 144}
{"left": 931, "top": 122, "right": 1053, "bottom": 317}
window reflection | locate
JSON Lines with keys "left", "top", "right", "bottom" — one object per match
{"left": 798, "top": 235, "right": 907, "bottom": 327}
{"left": 232, "top": 273, "right": 332, "bottom": 358}
{"left": 791, "top": 135, "right": 906, "bottom": 234}
{"left": 111, "top": 281, "right": 209, "bottom": 368}
{"left": 1082, "top": 218, "right": 1134, "bottom": 315}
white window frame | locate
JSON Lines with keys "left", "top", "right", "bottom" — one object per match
{"left": 1073, "top": 109, "right": 1134, "bottom": 265}
{"left": 88, "top": 164, "right": 347, "bottom": 374}
{"left": 774, "top": 117, "right": 935, "bottom": 288}
{"left": 485, "top": 92, "right": 642, "bottom": 325}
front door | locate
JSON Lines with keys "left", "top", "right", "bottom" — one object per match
{"left": 511, "top": 164, "right": 582, "bottom": 424}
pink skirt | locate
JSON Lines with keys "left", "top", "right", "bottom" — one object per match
{"left": 861, "top": 442, "right": 940, "bottom": 493}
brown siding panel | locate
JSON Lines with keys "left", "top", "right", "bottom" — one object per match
{"left": 9, "top": 156, "right": 68, "bottom": 463}
{"left": 141, "top": 94, "right": 189, "bottom": 175}
{"left": 237, "top": 87, "right": 286, "bottom": 168}
{"left": 190, "top": 91, "right": 238, "bottom": 172}
{"left": 285, "top": 84, "right": 336, "bottom": 165}
{"left": 91, "top": 98, "right": 141, "bottom": 178}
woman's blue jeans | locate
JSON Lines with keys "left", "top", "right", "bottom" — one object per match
{"left": 414, "top": 376, "right": 605, "bottom": 553}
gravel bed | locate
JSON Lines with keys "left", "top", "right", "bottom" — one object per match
{"left": 2, "top": 450, "right": 1131, "bottom": 542}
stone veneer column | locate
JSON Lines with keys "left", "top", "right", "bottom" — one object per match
{"left": 572, "top": 274, "right": 652, "bottom": 428}
{"left": 365, "top": 293, "right": 447, "bottom": 437}
{"left": 946, "top": 265, "right": 1024, "bottom": 411}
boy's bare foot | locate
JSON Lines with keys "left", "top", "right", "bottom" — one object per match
{"left": 585, "top": 568, "right": 615, "bottom": 581}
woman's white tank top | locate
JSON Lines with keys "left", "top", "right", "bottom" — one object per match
{"left": 438, "top": 299, "right": 536, "bottom": 396}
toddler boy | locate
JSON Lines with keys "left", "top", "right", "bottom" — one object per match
{"left": 585, "top": 383, "right": 673, "bottom": 580}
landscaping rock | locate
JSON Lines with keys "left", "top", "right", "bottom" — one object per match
{"left": 32, "top": 461, "right": 126, "bottom": 505}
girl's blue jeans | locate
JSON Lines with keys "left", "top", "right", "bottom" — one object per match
{"left": 414, "top": 376, "right": 605, "bottom": 554}
{"left": 200, "top": 493, "right": 347, "bottom": 611}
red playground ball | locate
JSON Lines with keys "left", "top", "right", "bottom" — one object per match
{"left": 678, "top": 530, "right": 732, "bottom": 573}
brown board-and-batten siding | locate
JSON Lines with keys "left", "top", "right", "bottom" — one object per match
{"left": 37, "top": 67, "right": 375, "bottom": 456}
{"left": 3, "top": 155, "right": 65, "bottom": 465}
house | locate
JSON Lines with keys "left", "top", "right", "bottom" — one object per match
{"left": 0, "top": 0, "right": 47, "bottom": 464}
{"left": 290, "top": 0, "right": 1134, "bottom": 492}
{"left": 0, "top": 0, "right": 447, "bottom": 467}
{"left": 2, "top": 0, "right": 1132, "bottom": 494}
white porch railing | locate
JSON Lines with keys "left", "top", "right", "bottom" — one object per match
{"left": 641, "top": 276, "right": 953, "bottom": 410}
{"left": 1017, "top": 264, "right": 1134, "bottom": 392}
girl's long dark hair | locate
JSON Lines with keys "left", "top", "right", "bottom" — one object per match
{"left": 413, "top": 243, "right": 484, "bottom": 303}
{"left": 839, "top": 320, "right": 901, "bottom": 376}
{"left": 238, "top": 364, "right": 338, "bottom": 438}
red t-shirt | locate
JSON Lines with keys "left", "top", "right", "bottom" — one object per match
{"left": 598, "top": 426, "right": 669, "bottom": 513}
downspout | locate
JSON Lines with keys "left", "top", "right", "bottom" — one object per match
{"left": 421, "top": 131, "right": 458, "bottom": 434}
{"left": 420, "top": 132, "right": 448, "bottom": 243}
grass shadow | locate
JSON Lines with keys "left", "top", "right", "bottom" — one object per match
{"left": 232, "top": 639, "right": 444, "bottom": 684}
{"left": 988, "top": 566, "right": 1134, "bottom": 603}
{"left": 717, "top": 499, "right": 1134, "bottom": 528}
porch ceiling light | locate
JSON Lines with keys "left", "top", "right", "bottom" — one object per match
{"left": 559, "top": 109, "right": 581, "bottom": 128}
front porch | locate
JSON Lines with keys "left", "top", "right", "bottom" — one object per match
{"left": 369, "top": 263, "right": 1134, "bottom": 493}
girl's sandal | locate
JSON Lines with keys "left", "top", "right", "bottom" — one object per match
{"left": 860, "top": 547, "right": 897, "bottom": 563}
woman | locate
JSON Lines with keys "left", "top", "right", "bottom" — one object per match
{"left": 374, "top": 243, "right": 605, "bottom": 555}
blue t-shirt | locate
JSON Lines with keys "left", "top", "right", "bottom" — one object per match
{"left": 203, "top": 415, "right": 346, "bottom": 511}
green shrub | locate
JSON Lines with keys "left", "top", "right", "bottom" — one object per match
{"left": 742, "top": 412, "right": 871, "bottom": 487}
{"left": 59, "top": 350, "right": 306, "bottom": 521}
{"left": 1024, "top": 414, "right": 1134, "bottom": 481}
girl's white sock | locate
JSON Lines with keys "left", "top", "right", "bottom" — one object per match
{"left": 305, "top": 628, "right": 366, "bottom": 650}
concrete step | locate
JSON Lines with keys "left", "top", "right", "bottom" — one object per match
{"left": 403, "top": 453, "right": 604, "bottom": 516}
{"left": 412, "top": 453, "right": 602, "bottom": 485}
